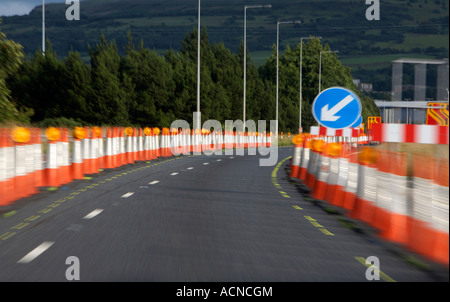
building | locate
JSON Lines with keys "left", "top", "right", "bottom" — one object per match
{"left": 375, "top": 58, "right": 449, "bottom": 125}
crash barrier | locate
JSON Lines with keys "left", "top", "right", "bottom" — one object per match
{"left": 289, "top": 128, "right": 449, "bottom": 266}
{"left": 0, "top": 126, "right": 272, "bottom": 207}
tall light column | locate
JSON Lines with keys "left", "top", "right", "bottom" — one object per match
{"left": 243, "top": 4, "right": 271, "bottom": 131}
{"left": 299, "top": 36, "right": 320, "bottom": 133}
{"left": 196, "top": 0, "right": 201, "bottom": 130}
{"left": 42, "top": 0, "right": 45, "bottom": 56}
{"left": 319, "top": 50, "right": 338, "bottom": 93}
{"left": 276, "top": 20, "right": 300, "bottom": 137}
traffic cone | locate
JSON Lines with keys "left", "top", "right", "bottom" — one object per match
{"left": 104, "top": 127, "right": 114, "bottom": 169}
{"left": 289, "top": 144, "right": 302, "bottom": 178}
{"left": 348, "top": 147, "right": 378, "bottom": 225}
{"left": 430, "top": 158, "right": 449, "bottom": 265}
{"left": 373, "top": 150, "right": 409, "bottom": 245}
{"left": 341, "top": 150, "right": 359, "bottom": 210}
{"left": 59, "top": 128, "right": 72, "bottom": 184}
{"left": 32, "top": 128, "right": 44, "bottom": 188}
{"left": 44, "top": 128, "right": 61, "bottom": 188}
{"left": 298, "top": 138, "right": 310, "bottom": 181}
{"left": 0, "top": 129, "right": 14, "bottom": 206}
{"left": 328, "top": 143, "right": 350, "bottom": 207}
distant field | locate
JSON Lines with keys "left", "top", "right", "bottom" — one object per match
{"left": 340, "top": 53, "right": 437, "bottom": 71}
{"left": 374, "top": 34, "right": 449, "bottom": 51}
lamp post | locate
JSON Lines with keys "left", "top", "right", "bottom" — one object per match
{"left": 42, "top": 0, "right": 45, "bottom": 56}
{"left": 276, "top": 20, "right": 301, "bottom": 137}
{"left": 243, "top": 4, "right": 271, "bottom": 131}
{"left": 196, "top": 0, "right": 201, "bottom": 131}
{"left": 319, "top": 50, "right": 338, "bottom": 93}
{"left": 299, "top": 36, "right": 321, "bottom": 133}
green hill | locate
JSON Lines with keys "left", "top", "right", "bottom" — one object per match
{"left": 1, "top": 0, "right": 448, "bottom": 91}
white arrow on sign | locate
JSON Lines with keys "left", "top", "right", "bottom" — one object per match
{"left": 321, "top": 95, "right": 355, "bottom": 122}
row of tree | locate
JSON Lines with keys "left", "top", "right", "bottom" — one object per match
{"left": 1, "top": 26, "right": 379, "bottom": 133}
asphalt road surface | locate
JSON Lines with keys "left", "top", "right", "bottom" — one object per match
{"left": 0, "top": 147, "right": 447, "bottom": 282}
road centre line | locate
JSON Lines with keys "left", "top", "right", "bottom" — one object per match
{"left": 0, "top": 157, "right": 188, "bottom": 243}
{"left": 121, "top": 192, "right": 134, "bottom": 198}
{"left": 171, "top": 172, "right": 178, "bottom": 176}
{"left": 83, "top": 209, "right": 104, "bottom": 219}
{"left": 17, "top": 241, "right": 54, "bottom": 264}
{"left": 149, "top": 180, "right": 160, "bottom": 185}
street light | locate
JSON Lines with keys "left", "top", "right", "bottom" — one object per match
{"left": 196, "top": 0, "right": 201, "bottom": 131}
{"left": 319, "top": 50, "right": 338, "bottom": 93}
{"left": 243, "top": 4, "right": 271, "bottom": 131}
{"left": 299, "top": 36, "right": 321, "bottom": 133}
{"left": 276, "top": 20, "right": 301, "bottom": 137}
{"left": 42, "top": 0, "right": 45, "bottom": 56}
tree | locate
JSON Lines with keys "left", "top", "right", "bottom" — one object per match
{"left": 259, "top": 38, "right": 380, "bottom": 133}
{"left": 88, "top": 35, "right": 129, "bottom": 125}
{"left": 0, "top": 26, "right": 32, "bottom": 124}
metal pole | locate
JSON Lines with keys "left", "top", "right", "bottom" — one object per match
{"left": 196, "top": 0, "right": 201, "bottom": 130}
{"left": 243, "top": 7, "right": 247, "bottom": 131}
{"left": 319, "top": 51, "right": 322, "bottom": 94}
{"left": 42, "top": 0, "right": 45, "bottom": 56}
{"left": 276, "top": 20, "right": 300, "bottom": 137}
{"left": 243, "top": 5, "right": 271, "bottom": 131}
{"left": 319, "top": 50, "right": 338, "bottom": 94}
{"left": 299, "top": 39, "right": 303, "bottom": 133}
{"left": 299, "top": 36, "right": 320, "bottom": 133}
{"left": 276, "top": 22, "right": 279, "bottom": 138}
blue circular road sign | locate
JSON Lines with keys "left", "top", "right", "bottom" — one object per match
{"left": 312, "top": 87, "right": 362, "bottom": 129}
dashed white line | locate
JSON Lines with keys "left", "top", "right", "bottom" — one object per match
{"left": 83, "top": 209, "right": 104, "bottom": 219}
{"left": 216, "top": 159, "right": 222, "bottom": 162}
{"left": 187, "top": 167, "right": 194, "bottom": 170}
{"left": 203, "top": 162, "right": 209, "bottom": 165}
{"left": 149, "top": 180, "right": 160, "bottom": 185}
{"left": 17, "top": 241, "right": 54, "bottom": 264}
{"left": 171, "top": 172, "right": 179, "bottom": 176}
{"left": 121, "top": 192, "right": 134, "bottom": 198}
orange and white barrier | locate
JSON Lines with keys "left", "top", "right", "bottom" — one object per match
{"left": 289, "top": 144, "right": 302, "bottom": 178}
{"left": 348, "top": 147, "right": 378, "bottom": 225}
{"left": 0, "top": 128, "right": 15, "bottom": 206}
{"left": 371, "top": 123, "right": 449, "bottom": 145}
{"left": 290, "top": 138, "right": 448, "bottom": 266}
{"left": 44, "top": 127, "right": 62, "bottom": 188}
{"left": 372, "top": 150, "right": 409, "bottom": 244}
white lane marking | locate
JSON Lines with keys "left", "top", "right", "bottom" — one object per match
{"left": 216, "top": 159, "right": 222, "bottom": 162}
{"left": 230, "top": 157, "right": 234, "bottom": 159}
{"left": 121, "top": 192, "right": 134, "bottom": 198}
{"left": 17, "top": 241, "right": 55, "bottom": 264}
{"left": 83, "top": 209, "right": 103, "bottom": 219}
{"left": 170, "top": 172, "right": 178, "bottom": 176}
{"left": 149, "top": 180, "right": 159, "bottom": 185}
{"left": 203, "top": 162, "right": 209, "bottom": 165}
{"left": 187, "top": 167, "right": 194, "bottom": 170}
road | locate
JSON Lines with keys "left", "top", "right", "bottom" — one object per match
{"left": 0, "top": 147, "right": 446, "bottom": 282}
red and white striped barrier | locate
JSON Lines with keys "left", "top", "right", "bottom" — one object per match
{"left": 371, "top": 123, "right": 449, "bottom": 144}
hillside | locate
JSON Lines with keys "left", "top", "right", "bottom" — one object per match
{"left": 0, "top": 0, "right": 448, "bottom": 92}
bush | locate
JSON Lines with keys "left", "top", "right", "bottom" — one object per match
{"left": 35, "top": 117, "right": 84, "bottom": 128}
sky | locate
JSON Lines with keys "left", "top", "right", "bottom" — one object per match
{"left": 0, "top": 0, "right": 69, "bottom": 17}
